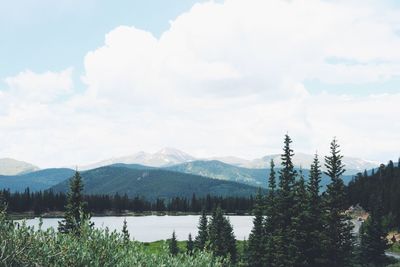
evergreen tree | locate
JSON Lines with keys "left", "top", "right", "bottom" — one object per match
{"left": 264, "top": 159, "right": 277, "bottom": 266}
{"left": 0, "top": 191, "right": 6, "bottom": 213}
{"left": 248, "top": 188, "right": 264, "bottom": 267}
{"left": 323, "top": 138, "right": 354, "bottom": 266}
{"left": 122, "top": 218, "right": 130, "bottom": 243}
{"left": 195, "top": 210, "right": 208, "bottom": 250}
{"left": 0, "top": 191, "right": 7, "bottom": 220}
{"left": 291, "top": 169, "right": 310, "bottom": 266}
{"left": 58, "top": 171, "right": 88, "bottom": 234}
{"left": 358, "top": 201, "right": 389, "bottom": 266}
{"left": 274, "top": 134, "right": 297, "bottom": 266}
{"left": 241, "top": 238, "right": 249, "bottom": 265}
{"left": 306, "top": 153, "right": 324, "bottom": 266}
{"left": 208, "top": 206, "right": 237, "bottom": 262}
{"left": 186, "top": 233, "right": 194, "bottom": 255}
{"left": 347, "top": 162, "right": 400, "bottom": 229}
{"left": 169, "top": 230, "right": 179, "bottom": 256}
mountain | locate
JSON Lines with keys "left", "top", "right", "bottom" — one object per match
{"left": 80, "top": 148, "right": 195, "bottom": 170}
{"left": 0, "top": 168, "right": 75, "bottom": 192}
{"left": 166, "top": 160, "right": 267, "bottom": 187}
{"left": 50, "top": 166, "right": 259, "bottom": 200}
{"left": 166, "top": 160, "right": 354, "bottom": 189}
{"left": 80, "top": 148, "right": 377, "bottom": 176}
{"left": 0, "top": 158, "right": 39, "bottom": 176}
{"left": 205, "top": 156, "right": 251, "bottom": 167}
{"left": 237, "top": 153, "right": 378, "bottom": 175}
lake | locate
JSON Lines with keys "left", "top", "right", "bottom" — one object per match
{"left": 19, "top": 215, "right": 254, "bottom": 242}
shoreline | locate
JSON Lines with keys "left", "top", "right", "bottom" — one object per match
{"left": 9, "top": 210, "right": 252, "bottom": 220}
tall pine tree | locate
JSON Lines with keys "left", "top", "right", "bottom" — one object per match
{"left": 264, "top": 159, "right": 277, "bottom": 266}
{"left": 208, "top": 206, "right": 237, "bottom": 262}
{"left": 195, "top": 210, "right": 208, "bottom": 250}
{"left": 323, "top": 138, "right": 354, "bottom": 266}
{"left": 58, "top": 170, "right": 89, "bottom": 234}
{"left": 305, "top": 153, "right": 324, "bottom": 266}
{"left": 291, "top": 169, "right": 310, "bottom": 266}
{"left": 248, "top": 188, "right": 264, "bottom": 267}
{"left": 274, "top": 134, "right": 297, "bottom": 266}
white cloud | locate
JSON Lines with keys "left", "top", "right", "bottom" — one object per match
{"left": 4, "top": 68, "right": 73, "bottom": 103}
{"left": 1, "top": 0, "right": 400, "bottom": 167}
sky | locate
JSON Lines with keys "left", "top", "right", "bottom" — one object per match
{"left": 1, "top": 0, "right": 400, "bottom": 168}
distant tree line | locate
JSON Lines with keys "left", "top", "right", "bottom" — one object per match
{"left": 347, "top": 160, "right": 400, "bottom": 230}
{"left": 0, "top": 189, "right": 254, "bottom": 215}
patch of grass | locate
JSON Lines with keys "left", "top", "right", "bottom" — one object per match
{"left": 142, "top": 240, "right": 187, "bottom": 255}
{"left": 390, "top": 243, "right": 400, "bottom": 253}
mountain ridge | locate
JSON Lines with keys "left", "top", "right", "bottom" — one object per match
{"left": 78, "top": 148, "right": 378, "bottom": 175}
{"left": 50, "top": 166, "right": 260, "bottom": 200}
{"left": 0, "top": 158, "right": 40, "bottom": 176}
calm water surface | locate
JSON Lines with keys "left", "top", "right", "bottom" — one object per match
{"left": 21, "top": 215, "right": 253, "bottom": 242}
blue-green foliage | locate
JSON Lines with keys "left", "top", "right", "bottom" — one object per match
{"left": 0, "top": 213, "right": 227, "bottom": 266}
{"left": 0, "top": 168, "right": 74, "bottom": 192}
{"left": 51, "top": 166, "right": 259, "bottom": 200}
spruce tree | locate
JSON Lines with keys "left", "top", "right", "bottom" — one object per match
{"left": 169, "top": 230, "right": 179, "bottom": 256}
{"left": 0, "top": 191, "right": 7, "bottom": 220}
{"left": 0, "top": 191, "right": 6, "bottom": 213}
{"left": 323, "top": 138, "right": 354, "bottom": 266}
{"left": 122, "top": 218, "right": 130, "bottom": 243}
{"left": 195, "top": 210, "right": 208, "bottom": 250}
{"left": 275, "top": 134, "right": 297, "bottom": 266}
{"left": 208, "top": 206, "right": 237, "bottom": 262}
{"left": 291, "top": 169, "right": 310, "bottom": 266}
{"left": 264, "top": 159, "right": 277, "bottom": 266}
{"left": 248, "top": 188, "right": 264, "bottom": 267}
{"left": 358, "top": 201, "right": 389, "bottom": 266}
{"left": 187, "top": 233, "right": 194, "bottom": 255}
{"left": 58, "top": 170, "right": 88, "bottom": 234}
{"left": 306, "top": 153, "right": 324, "bottom": 266}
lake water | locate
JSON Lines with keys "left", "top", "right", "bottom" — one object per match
{"left": 19, "top": 215, "right": 254, "bottom": 242}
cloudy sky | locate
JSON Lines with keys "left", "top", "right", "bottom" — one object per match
{"left": 1, "top": 0, "right": 400, "bottom": 168}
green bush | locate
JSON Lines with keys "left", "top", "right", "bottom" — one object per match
{"left": 0, "top": 212, "right": 228, "bottom": 267}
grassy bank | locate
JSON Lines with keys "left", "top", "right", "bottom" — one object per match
{"left": 142, "top": 240, "right": 246, "bottom": 256}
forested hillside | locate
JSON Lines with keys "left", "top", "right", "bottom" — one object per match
{"left": 50, "top": 166, "right": 260, "bottom": 200}
{"left": 347, "top": 160, "right": 400, "bottom": 229}
{"left": 0, "top": 168, "right": 75, "bottom": 192}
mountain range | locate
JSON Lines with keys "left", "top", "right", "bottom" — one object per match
{"left": 0, "top": 148, "right": 382, "bottom": 198}
{"left": 79, "top": 148, "right": 195, "bottom": 170}
{"left": 78, "top": 148, "right": 378, "bottom": 175}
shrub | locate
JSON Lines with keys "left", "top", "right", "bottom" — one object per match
{"left": 0, "top": 214, "right": 228, "bottom": 267}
